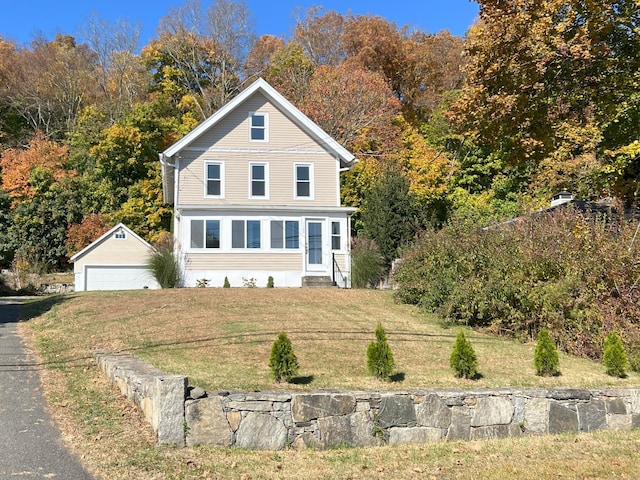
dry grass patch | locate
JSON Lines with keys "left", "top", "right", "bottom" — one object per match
{"left": 19, "top": 288, "right": 640, "bottom": 480}
{"left": 23, "top": 288, "right": 640, "bottom": 391}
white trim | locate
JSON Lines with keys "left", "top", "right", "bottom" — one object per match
{"left": 183, "top": 146, "right": 328, "bottom": 155}
{"left": 70, "top": 223, "right": 154, "bottom": 262}
{"left": 82, "top": 263, "right": 159, "bottom": 291}
{"left": 249, "top": 162, "right": 269, "bottom": 200}
{"left": 162, "top": 78, "right": 355, "bottom": 166}
{"left": 204, "top": 160, "right": 225, "bottom": 198}
{"left": 248, "top": 111, "right": 269, "bottom": 143}
{"left": 294, "top": 163, "right": 314, "bottom": 200}
{"left": 177, "top": 204, "right": 356, "bottom": 214}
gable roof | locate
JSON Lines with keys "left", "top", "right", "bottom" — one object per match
{"left": 70, "top": 223, "right": 154, "bottom": 262}
{"left": 159, "top": 78, "right": 356, "bottom": 204}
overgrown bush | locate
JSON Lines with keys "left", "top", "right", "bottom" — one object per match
{"left": 366, "top": 323, "right": 395, "bottom": 380}
{"left": 450, "top": 330, "right": 478, "bottom": 379}
{"left": 394, "top": 207, "right": 640, "bottom": 360}
{"left": 147, "top": 236, "right": 181, "bottom": 288}
{"left": 533, "top": 329, "right": 560, "bottom": 376}
{"left": 629, "top": 347, "right": 640, "bottom": 373}
{"left": 351, "top": 238, "right": 385, "bottom": 288}
{"left": 603, "top": 331, "right": 627, "bottom": 378}
{"left": 269, "top": 332, "right": 299, "bottom": 383}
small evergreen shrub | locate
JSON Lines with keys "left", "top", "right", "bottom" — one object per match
{"left": 223, "top": 276, "right": 230, "bottom": 288}
{"left": 450, "top": 330, "right": 478, "bottom": 379}
{"left": 351, "top": 238, "right": 385, "bottom": 288}
{"left": 366, "top": 323, "right": 395, "bottom": 380}
{"left": 603, "top": 331, "right": 628, "bottom": 377}
{"left": 269, "top": 332, "right": 299, "bottom": 383}
{"left": 147, "top": 236, "right": 181, "bottom": 288}
{"left": 533, "top": 329, "right": 559, "bottom": 376}
{"left": 267, "top": 276, "right": 274, "bottom": 288}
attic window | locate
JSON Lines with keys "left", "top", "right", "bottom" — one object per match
{"left": 114, "top": 231, "right": 126, "bottom": 240}
{"left": 249, "top": 112, "right": 268, "bottom": 142}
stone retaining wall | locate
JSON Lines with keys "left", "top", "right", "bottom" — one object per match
{"left": 95, "top": 352, "right": 640, "bottom": 449}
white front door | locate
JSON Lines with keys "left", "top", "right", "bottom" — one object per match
{"left": 305, "top": 220, "right": 324, "bottom": 272}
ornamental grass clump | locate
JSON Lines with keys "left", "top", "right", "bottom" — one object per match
{"left": 603, "top": 331, "right": 628, "bottom": 378}
{"left": 269, "top": 332, "right": 299, "bottom": 383}
{"left": 450, "top": 330, "right": 478, "bottom": 379}
{"left": 366, "top": 323, "right": 395, "bottom": 380}
{"left": 147, "top": 236, "right": 181, "bottom": 288}
{"left": 533, "top": 329, "right": 560, "bottom": 376}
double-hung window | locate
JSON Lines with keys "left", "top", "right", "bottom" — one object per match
{"left": 190, "top": 219, "right": 221, "bottom": 249}
{"left": 270, "top": 220, "right": 299, "bottom": 249}
{"left": 331, "top": 221, "right": 341, "bottom": 250}
{"left": 249, "top": 112, "right": 267, "bottom": 142}
{"left": 250, "top": 163, "right": 268, "bottom": 198}
{"left": 295, "top": 163, "right": 313, "bottom": 199}
{"left": 232, "top": 220, "right": 261, "bottom": 249}
{"left": 205, "top": 162, "right": 223, "bottom": 197}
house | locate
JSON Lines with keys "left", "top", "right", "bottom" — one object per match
{"left": 159, "top": 78, "right": 357, "bottom": 288}
{"left": 70, "top": 223, "right": 160, "bottom": 291}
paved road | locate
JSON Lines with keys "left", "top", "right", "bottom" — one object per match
{"left": 0, "top": 298, "right": 94, "bottom": 479}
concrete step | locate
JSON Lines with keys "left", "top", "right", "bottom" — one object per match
{"left": 301, "top": 276, "right": 335, "bottom": 288}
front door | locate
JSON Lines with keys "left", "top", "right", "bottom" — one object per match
{"left": 305, "top": 220, "right": 324, "bottom": 272}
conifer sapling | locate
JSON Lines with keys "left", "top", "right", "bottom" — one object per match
{"left": 366, "top": 323, "right": 395, "bottom": 380}
{"left": 450, "top": 330, "right": 478, "bottom": 379}
{"left": 269, "top": 332, "right": 299, "bottom": 382}
{"left": 533, "top": 329, "right": 559, "bottom": 376}
{"left": 603, "top": 331, "right": 627, "bottom": 378}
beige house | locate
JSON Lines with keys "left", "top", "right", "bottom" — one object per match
{"left": 70, "top": 223, "right": 160, "bottom": 291}
{"left": 160, "top": 78, "right": 357, "bottom": 288}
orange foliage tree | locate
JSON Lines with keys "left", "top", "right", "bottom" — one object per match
{"left": 0, "top": 132, "right": 70, "bottom": 202}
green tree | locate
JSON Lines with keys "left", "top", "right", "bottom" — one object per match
{"left": 360, "top": 164, "right": 417, "bottom": 268}
{"left": 533, "top": 329, "right": 560, "bottom": 376}
{"left": 450, "top": 330, "right": 478, "bottom": 379}
{"left": 366, "top": 323, "right": 395, "bottom": 380}
{"left": 603, "top": 331, "right": 628, "bottom": 378}
{"left": 269, "top": 332, "right": 300, "bottom": 382}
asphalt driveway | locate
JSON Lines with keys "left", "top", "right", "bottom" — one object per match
{"left": 0, "top": 298, "right": 94, "bottom": 479}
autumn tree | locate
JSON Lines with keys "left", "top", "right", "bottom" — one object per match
{"left": 65, "top": 213, "right": 111, "bottom": 256}
{"left": 452, "top": 0, "right": 640, "bottom": 204}
{"left": 244, "top": 34, "right": 284, "bottom": 78}
{"left": 302, "top": 62, "right": 401, "bottom": 151}
{"left": 0, "top": 132, "right": 70, "bottom": 202}
{"left": 146, "top": 0, "right": 256, "bottom": 119}
{"left": 263, "top": 41, "right": 315, "bottom": 105}
{"left": 5, "top": 35, "right": 99, "bottom": 138}
{"left": 293, "top": 6, "right": 347, "bottom": 66}
{"left": 78, "top": 14, "right": 148, "bottom": 121}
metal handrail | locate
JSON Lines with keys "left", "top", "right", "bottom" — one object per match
{"left": 332, "top": 253, "right": 348, "bottom": 288}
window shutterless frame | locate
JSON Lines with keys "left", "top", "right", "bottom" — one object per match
{"left": 204, "top": 161, "right": 224, "bottom": 198}
{"left": 249, "top": 112, "right": 268, "bottom": 142}
{"left": 294, "top": 163, "right": 313, "bottom": 199}
{"left": 249, "top": 162, "right": 269, "bottom": 199}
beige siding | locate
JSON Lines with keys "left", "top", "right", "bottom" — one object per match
{"left": 74, "top": 235, "right": 153, "bottom": 274}
{"left": 177, "top": 92, "right": 339, "bottom": 207}
{"left": 186, "top": 252, "right": 302, "bottom": 270}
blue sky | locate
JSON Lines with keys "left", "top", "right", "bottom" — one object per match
{"left": 0, "top": 1, "right": 478, "bottom": 48}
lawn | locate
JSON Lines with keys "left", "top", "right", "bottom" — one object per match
{"left": 20, "top": 288, "right": 640, "bottom": 479}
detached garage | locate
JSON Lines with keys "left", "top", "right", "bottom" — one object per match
{"left": 70, "top": 223, "right": 160, "bottom": 292}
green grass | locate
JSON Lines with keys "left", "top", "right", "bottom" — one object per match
{"left": 19, "top": 288, "right": 640, "bottom": 479}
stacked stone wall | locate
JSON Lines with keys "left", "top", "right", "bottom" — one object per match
{"left": 96, "top": 352, "right": 640, "bottom": 450}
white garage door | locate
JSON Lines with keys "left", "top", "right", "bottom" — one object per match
{"left": 85, "top": 265, "right": 159, "bottom": 291}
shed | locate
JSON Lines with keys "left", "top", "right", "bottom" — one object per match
{"left": 70, "top": 223, "right": 160, "bottom": 291}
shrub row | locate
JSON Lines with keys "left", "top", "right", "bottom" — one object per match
{"left": 394, "top": 207, "right": 640, "bottom": 360}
